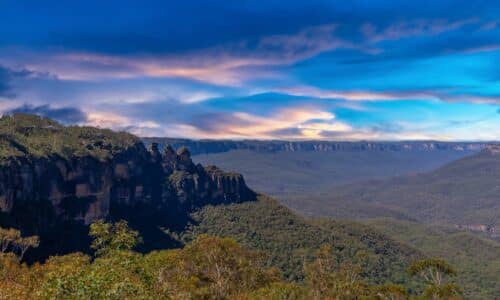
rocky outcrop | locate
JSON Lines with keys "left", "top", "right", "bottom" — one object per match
{"left": 455, "top": 224, "right": 499, "bottom": 237}
{"left": 0, "top": 142, "right": 255, "bottom": 234}
{"left": 143, "top": 138, "right": 491, "bottom": 155}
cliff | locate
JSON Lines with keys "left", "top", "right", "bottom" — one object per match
{"left": 0, "top": 114, "right": 255, "bottom": 241}
{"left": 143, "top": 138, "right": 489, "bottom": 155}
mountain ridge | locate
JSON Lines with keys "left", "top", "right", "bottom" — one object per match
{"left": 143, "top": 137, "right": 490, "bottom": 155}
{"left": 0, "top": 114, "right": 255, "bottom": 258}
{"left": 285, "top": 148, "right": 500, "bottom": 229}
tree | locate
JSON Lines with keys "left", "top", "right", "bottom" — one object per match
{"left": 409, "top": 259, "right": 462, "bottom": 299}
{"left": 247, "top": 282, "right": 307, "bottom": 300}
{"left": 0, "top": 252, "right": 32, "bottom": 299}
{"left": 159, "top": 235, "right": 280, "bottom": 299}
{"left": 14, "top": 236, "right": 40, "bottom": 260}
{"left": 304, "top": 244, "right": 367, "bottom": 299}
{"left": 0, "top": 228, "right": 20, "bottom": 253}
{"left": 0, "top": 227, "right": 39, "bottom": 260}
{"left": 422, "top": 283, "right": 462, "bottom": 300}
{"left": 369, "top": 283, "right": 408, "bottom": 300}
{"left": 408, "top": 259, "right": 456, "bottom": 286}
{"left": 89, "top": 220, "right": 142, "bottom": 256}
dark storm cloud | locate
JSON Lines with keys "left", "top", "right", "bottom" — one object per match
{"left": 9, "top": 104, "right": 88, "bottom": 124}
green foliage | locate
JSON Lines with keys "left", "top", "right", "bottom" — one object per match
{"left": 150, "top": 234, "right": 280, "bottom": 299}
{"left": 304, "top": 244, "right": 369, "bottom": 299}
{"left": 368, "top": 218, "right": 500, "bottom": 299}
{"left": 89, "top": 220, "right": 142, "bottom": 256}
{"left": 408, "top": 259, "right": 462, "bottom": 300}
{"left": 0, "top": 221, "right": 466, "bottom": 299}
{"left": 408, "top": 259, "right": 456, "bottom": 286}
{"left": 0, "top": 227, "right": 20, "bottom": 252}
{"left": 36, "top": 250, "right": 151, "bottom": 299}
{"left": 181, "top": 195, "right": 421, "bottom": 285}
{"left": 422, "top": 283, "right": 462, "bottom": 300}
{"left": 0, "top": 227, "right": 39, "bottom": 260}
{"left": 0, "top": 113, "right": 138, "bottom": 164}
{"left": 367, "top": 283, "right": 408, "bottom": 300}
{"left": 247, "top": 282, "right": 307, "bottom": 300}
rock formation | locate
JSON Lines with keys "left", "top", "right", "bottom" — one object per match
{"left": 0, "top": 141, "right": 255, "bottom": 234}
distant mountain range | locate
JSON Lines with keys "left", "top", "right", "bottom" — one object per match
{"left": 291, "top": 146, "right": 500, "bottom": 228}
{"left": 143, "top": 138, "right": 491, "bottom": 155}
{"left": 152, "top": 138, "right": 499, "bottom": 233}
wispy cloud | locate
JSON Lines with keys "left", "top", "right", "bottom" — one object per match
{"left": 277, "top": 86, "right": 500, "bottom": 104}
{"left": 361, "top": 18, "right": 479, "bottom": 42}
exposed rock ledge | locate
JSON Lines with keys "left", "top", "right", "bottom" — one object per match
{"left": 455, "top": 224, "right": 499, "bottom": 237}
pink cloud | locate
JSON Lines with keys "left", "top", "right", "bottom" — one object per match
{"left": 169, "top": 107, "right": 350, "bottom": 139}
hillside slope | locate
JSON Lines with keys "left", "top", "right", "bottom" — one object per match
{"left": 367, "top": 218, "right": 500, "bottom": 299}
{"left": 298, "top": 149, "right": 500, "bottom": 227}
{"left": 191, "top": 149, "right": 474, "bottom": 200}
{"left": 180, "top": 195, "right": 422, "bottom": 286}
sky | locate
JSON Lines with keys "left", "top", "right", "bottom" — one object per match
{"left": 0, "top": 1, "right": 499, "bottom": 140}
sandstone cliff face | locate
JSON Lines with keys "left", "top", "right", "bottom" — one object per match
{"left": 0, "top": 142, "right": 254, "bottom": 233}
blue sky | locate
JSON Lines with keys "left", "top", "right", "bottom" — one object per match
{"left": 0, "top": 1, "right": 499, "bottom": 140}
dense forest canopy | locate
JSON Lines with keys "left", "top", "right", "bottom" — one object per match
{"left": 0, "top": 220, "right": 463, "bottom": 299}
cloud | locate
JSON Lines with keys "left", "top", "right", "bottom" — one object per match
{"left": 276, "top": 86, "right": 421, "bottom": 101}
{"left": 1, "top": 14, "right": 498, "bottom": 87}
{"left": 0, "top": 67, "right": 11, "bottom": 97}
{"left": 480, "top": 21, "right": 499, "bottom": 31}
{"left": 0, "top": 65, "right": 25, "bottom": 98}
{"left": 361, "top": 18, "right": 479, "bottom": 42}
{"left": 277, "top": 86, "right": 500, "bottom": 104}
{"left": 0, "top": 64, "right": 56, "bottom": 99}
{"left": 9, "top": 104, "right": 88, "bottom": 124}
{"left": 1, "top": 2, "right": 500, "bottom": 141}
{"left": 0, "top": 24, "right": 362, "bottom": 86}
{"left": 174, "top": 106, "right": 354, "bottom": 139}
